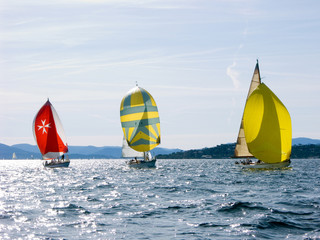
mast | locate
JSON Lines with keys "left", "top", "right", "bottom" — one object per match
{"left": 234, "top": 60, "right": 261, "bottom": 158}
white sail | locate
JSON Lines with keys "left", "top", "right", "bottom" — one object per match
{"left": 12, "top": 153, "right": 17, "bottom": 159}
{"left": 122, "top": 137, "right": 144, "bottom": 158}
{"left": 234, "top": 60, "right": 261, "bottom": 158}
{"left": 144, "top": 151, "right": 152, "bottom": 161}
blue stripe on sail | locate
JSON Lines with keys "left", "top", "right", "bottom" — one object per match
{"left": 121, "top": 118, "right": 160, "bottom": 128}
{"left": 125, "top": 128, "right": 130, "bottom": 140}
{"left": 129, "top": 125, "right": 139, "bottom": 142}
{"left": 140, "top": 89, "right": 152, "bottom": 106}
{"left": 120, "top": 106, "right": 158, "bottom": 116}
{"left": 150, "top": 124, "right": 159, "bottom": 137}
{"left": 134, "top": 125, "right": 157, "bottom": 141}
{"left": 130, "top": 138, "right": 158, "bottom": 147}
{"left": 123, "top": 94, "right": 132, "bottom": 109}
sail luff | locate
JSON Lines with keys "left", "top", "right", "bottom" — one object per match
{"left": 234, "top": 61, "right": 261, "bottom": 158}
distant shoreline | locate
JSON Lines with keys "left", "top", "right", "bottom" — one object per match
{"left": 1, "top": 141, "right": 319, "bottom": 160}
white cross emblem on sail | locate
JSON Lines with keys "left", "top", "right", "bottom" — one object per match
{"left": 37, "top": 119, "right": 51, "bottom": 134}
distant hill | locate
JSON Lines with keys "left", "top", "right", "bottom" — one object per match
{"left": 291, "top": 144, "right": 320, "bottom": 159}
{"left": 0, "top": 143, "right": 181, "bottom": 160}
{"left": 0, "top": 144, "right": 40, "bottom": 159}
{"left": 157, "top": 138, "right": 320, "bottom": 159}
{"left": 1, "top": 137, "right": 319, "bottom": 160}
{"left": 156, "top": 143, "right": 235, "bottom": 159}
{"left": 157, "top": 143, "right": 320, "bottom": 159}
{"left": 292, "top": 138, "right": 320, "bottom": 145}
{"left": 13, "top": 144, "right": 39, "bottom": 153}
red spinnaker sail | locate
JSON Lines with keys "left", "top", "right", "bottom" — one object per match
{"left": 32, "top": 100, "right": 68, "bottom": 160}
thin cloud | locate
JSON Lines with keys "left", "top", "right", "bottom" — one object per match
{"left": 155, "top": 84, "right": 238, "bottom": 94}
{"left": 227, "top": 62, "right": 240, "bottom": 90}
{"left": 2, "top": 0, "right": 199, "bottom": 9}
{"left": 20, "top": 47, "right": 227, "bottom": 74}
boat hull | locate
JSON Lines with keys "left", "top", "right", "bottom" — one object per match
{"left": 43, "top": 161, "right": 70, "bottom": 168}
{"left": 127, "top": 159, "right": 156, "bottom": 168}
{"left": 237, "top": 160, "right": 290, "bottom": 169}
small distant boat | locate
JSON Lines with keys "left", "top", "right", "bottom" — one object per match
{"left": 12, "top": 152, "right": 17, "bottom": 160}
{"left": 120, "top": 84, "right": 161, "bottom": 168}
{"left": 32, "top": 99, "right": 70, "bottom": 168}
{"left": 234, "top": 61, "right": 292, "bottom": 169}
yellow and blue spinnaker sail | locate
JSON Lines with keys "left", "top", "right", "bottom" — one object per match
{"left": 243, "top": 83, "right": 292, "bottom": 163}
{"left": 120, "top": 86, "right": 160, "bottom": 152}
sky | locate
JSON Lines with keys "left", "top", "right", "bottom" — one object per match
{"left": 1, "top": 0, "right": 320, "bottom": 150}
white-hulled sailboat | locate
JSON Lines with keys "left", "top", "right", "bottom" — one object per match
{"left": 120, "top": 85, "right": 161, "bottom": 168}
{"left": 32, "top": 99, "right": 70, "bottom": 168}
{"left": 234, "top": 61, "right": 292, "bottom": 169}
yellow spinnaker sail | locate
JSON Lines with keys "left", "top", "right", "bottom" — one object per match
{"left": 120, "top": 86, "right": 160, "bottom": 152}
{"left": 243, "top": 83, "right": 292, "bottom": 163}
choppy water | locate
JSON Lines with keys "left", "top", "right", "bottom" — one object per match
{"left": 0, "top": 159, "right": 319, "bottom": 239}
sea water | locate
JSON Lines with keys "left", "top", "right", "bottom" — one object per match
{"left": 0, "top": 159, "right": 319, "bottom": 239}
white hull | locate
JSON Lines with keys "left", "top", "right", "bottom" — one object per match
{"left": 127, "top": 159, "right": 156, "bottom": 168}
{"left": 236, "top": 160, "right": 291, "bottom": 169}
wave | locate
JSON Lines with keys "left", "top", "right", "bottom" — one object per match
{"left": 95, "top": 182, "right": 113, "bottom": 189}
{"left": 153, "top": 186, "right": 183, "bottom": 193}
{"left": 271, "top": 208, "right": 314, "bottom": 216}
{"left": 52, "top": 203, "right": 91, "bottom": 215}
{"left": 130, "top": 204, "right": 200, "bottom": 219}
{"left": 256, "top": 215, "right": 314, "bottom": 231}
{"left": 218, "top": 201, "right": 267, "bottom": 213}
{"left": 0, "top": 213, "right": 11, "bottom": 220}
{"left": 198, "top": 222, "right": 229, "bottom": 228}
{"left": 161, "top": 204, "right": 200, "bottom": 212}
{"left": 86, "top": 196, "right": 102, "bottom": 202}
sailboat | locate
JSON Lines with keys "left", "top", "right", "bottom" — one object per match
{"left": 32, "top": 99, "right": 70, "bottom": 168}
{"left": 234, "top": 61, "right": 292, "bottom": 169}
{"left": 120, "top": 85, "right": 161, "bottom": 168}
{"left": 12, "top": 153, "right": 17, "bottom": 160}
